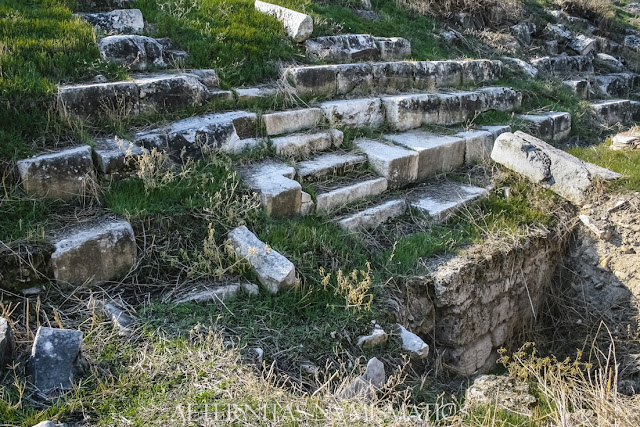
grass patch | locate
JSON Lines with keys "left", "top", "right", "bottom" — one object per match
{"left": 0, "top": 192, "right": 62, "bottom": 243}
{"left": 568, "top": 139, "right": 640, "bottom": 192}
{"left": 0, "top": 0, "right": 125, "bottom": 164}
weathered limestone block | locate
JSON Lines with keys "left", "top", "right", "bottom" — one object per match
{"left": 596, "top": 73, "right": 640, "bottom": 97}
{"left": 0, "top": 318, "right": 14, "bottom": 370}
{"left": 531, "top": 55, "right": 593, "bottom": 75}
{"left": 461, "top": 60, "right": 502, "bottom": 85}
{"left": 563, "top": 79, "right": 591, "bottom": 99}
{"left": 134, "top": 111, "right": 256, "bottom": 159}
{"left": 511, "top": 22, "right": 535, "bottom": 45}
{"left": 228, "top": 226, "right": 297, "bottom": 293}
{"left": 590, "top": 99, "right": 632, "bottom": 126}
{"left": 480, "top": 125, "right": 511, "bottom": 140}
{"left": 409, "top": 180, "right": 488, "bottom": 221}
{"left": 568, "top": 34, "right": 597, "bottom": 56}
{"left": 316, "top": 177, "right": 388, "bottom": 212}
{"left": 544, "top": 23, "right": 573, "bottom": 43}
{"left": 395, "top": 324, "right": 429, "bottom": 359}
{"left": 455, "top": 129, "right": 494, "bottom": 164}
{"left": 477, "top": 86, "right": 522, "bottom": 112}
{"left": 17, "top": 146, "right": 94, "bottom": 200}
{"left": 491, "top": 131, "right": 621, "bottom": 204}
{"left": 611, "top": 130, "right": 640, "bottom": 150}
{"left": 305, "top": 34, "right": 380, "bottom": 62}
{"left": 98, "top": 35, "right": 166, "bottom": 71}
{"left": 296, "top": 152, "right": 367, "bottom": 182}
{"left": 320, "top": 98, "right": 384, "bottom": 128}
{"left": 132, "top": 73, "right": 214, "bottom": 115}
{"left": 414, "top": 61, "right": 437, "bottom": 89}
{"left": 501, "top": 57, "right": 538, "bottom": 78}
{"left": 50, "top": 219, "right": 137, "bottom": 285}
{"left": 381, "top": 93, "right": 442, "bottom": 131}
{"left": 254, "top": 0, "right": 313, "bottom": 42}
{"left": 466, "top": 375, "right": 536, "bottom": 415}
{"left": 93, "top": 137, "right": 145, "bottom": 175}
{"left": 30, "top": 327, "right": 83, "bottom": 395}
{"left": 284, "top": 65, "right": 337, "bottom": 97}
{"left": 355, "top": 139, "right": 418, "bottom": 186}
{"left": 262, "top": 108, "right": 324, "bottom": 136}
{"left": 385, "top": 130, "right": 465, "bottom": 181}
{"left": 518, "top": 111, "right": 571, "bottom": 141}
{"left": 372, "top": 61, "right": 414, "bottom": 92}
{"left": 433, "top": 61, "right": 463, "bottom": 87}
{"left": 335, "top": 63, "right": 374, "bottom": 95}
{"left": 624, "top": 34, "right": 640, "bottom": 52}
{"left": 374, "top": 37, "right": 411, "bottom": 61}
{"left": 80, "top": 9, "right": 144, "bottom": 34}
{"left": 57, "top": 80, "right": 139, "bottom": 118}
{"left": 235, "top": 85, "right": 278, "bottom": 102}
{"left": 300, "top": 191, "right": 315, "bottom": 215}
{"left": 340, "top": 357, "right": 385, "bottom": 400}
{"left": 271, "top": 129, "right": 342, "bottom": 157}
{"left": 238, "top": 161, "right": 301, "bottom": 216}
{"left": 595, "top": 53, "right": 625, "bottom": 72}
{"left": 338, "top": 199, "right": 406, "bottom": 231}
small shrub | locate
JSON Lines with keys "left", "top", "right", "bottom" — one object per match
{"left": 136, "top": 148, "right": 176, "bottom": 193}
{"left": 557, "top": 0, "right": 614, "bottom": 24}
{"left": 320, "top": 262, "right": 373, "bottom": 312}
{"left": 395, "top": 0, "right": 523, "bottom": 23}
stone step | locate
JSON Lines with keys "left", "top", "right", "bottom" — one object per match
{"left": 235, "top": 85, "right": 279, "bottom": 103}
{"left": 455, "top": 128, "right": 504, "bottom": 165}
{"left": 563, "top": 79, "right": 591, "bottom": 99}
{"left": 590, "top": 99, "right": 632, "bottom": 126}
{"left": 262, "top": 108, "right": 324, "bottom": 136}
{"left": 314, "top": 176, "right": 388, "bottom": 213}
{"left": 237, "top": 160, "right": 301, "bottom": 217}
{"left": 58, "top": 70, "right": 231, "bottom": 119}
{"left": 354, "top": 138, "right": 418, "bottom": 187}
{"left": 408, "top": 180, "right": 488, "bottom": 221}
{"left": 93, "top": 137, "right": 145, "bottom": 175}
{"left": 283, "top": 59, "right": 502, "bottom": 97}
{"left": 305, "top": 34, "right": 410, "bottom": 63}
{"left": 295, "top": 152, "right": 367, "bottom": 182}
{"left": 381, "top": 87, "right": 522, "bottom": 131}
{"left": 79, "top": 9, "right": 143, "bottom": 34}
{"left": 98, "top": 35, "right": 189, "bottom": 71}
{"left": 271, "top": 129, "right": 343, "bottom": 157}
{"left": 595, "top": 73, "right": 640, "bottom": 97}
{"left": 17, "top": 146, "right": 95, "bottom": 200}
{"left": 518, "top": 111, "right": 572, "bottom": 141}
{"left": 49, "top": 218, "right": 137, "bottom": 285}
{"left": 337, "top": 199, "right": 406, "bottom": 231}
{"left": 320, "top": 97, "right": 384, "bottom": 129}
{"left": 530, "top": 55, "right": 593, "bottom": 76}
{"left": 384, "top": 130, "right": 466, "bottom": 181}
{"left": 133, "top": 111, "right": 258, "bottom": 159}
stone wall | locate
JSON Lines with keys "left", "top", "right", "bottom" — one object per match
{"left": 394, "top": 226, "right": 572, "bottom": 375}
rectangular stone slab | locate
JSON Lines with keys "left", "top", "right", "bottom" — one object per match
{"left": 49, "top": 218, "right": 137, "bottom": 285}
{"left": 321, "top": 98, "right": 384, "bottom": 128}
{"left": 228, "top": 226, "right": 296, "bottom": 293}
{"left": 454, "top": 129, "right": 494, "bottom": 164}
{"left": 355, "top": 138, "right": 418, "bottom": 187}
{"left": 271, "top": 129, "right": 342, "bottom": 157}
{"left": 262, "top": 108, "right": 324, "bottom": 136}
{"left": 338, "top": 199, "right": 406, "bottom": 231}
{"left": 315, "top": 177, "right": 388, "bottom": 212}
{"left": 384, "top": 131, "right": 465, "bottom": 181}
{"left": 295, "top": 152, "right": 367, "bottom": 182}
{"left": 17, "top": 146, "right": 95, "bottom": 200}
{"left": 238, "top": 161, "right": 301, "bottom": 216}
{"left": 409, "top": 181, "right": 488, "bottom": 221}
{"left": 30, "top": 327, "right": 83, "bottom": 396}
{"left": 491, "top": 131, "right": 621, "bottom": 204}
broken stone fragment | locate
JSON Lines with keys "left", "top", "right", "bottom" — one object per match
{"left": 357, "top": 325, "right": 388, "bottom": 348}
{"left": 49, "top": 218, "right": 137, "bottom": 285}
{"left": 98, "top": 35, "right": 166, "bottom": 71}
{"left": 88, "top": 297, "right": 136, "bottom": 335}
{"left": 395, "top": 324, "right": 429, "bottom": 359}
{"left": 254, "top": 0, "right": 313, "bottom": 42}
{"left": 340, "top": 357, "right": 386, "bottom": 400}
{"left": 611, "top": 132, "right": 640, "bottom": 150}
{"left": 338, "top": 199, "right": 406, "bottom": 232}
{"left": 568, "top": 34, "right": 597, "bottom": 56}
{"left": 0, "top": 318, "right": 14, "bottom": 370}
{"left": 80, "top": 9, "right": 144, "bottom": 35}
{"left": 237, "top": 161, "right": 301, "bottom": 216}
{"left": 466, "top": 375, "right": 536, "bottom": 415}
{"left": 30, "top": 327, "right": 83, "bottom": 396}
{"left": 17, "top": 146, "right": 95, "bottom": 201}
{"left": 491, "top": 131, "right": 621, "bottom": 204}
{"left": 228, "top": 226, "right": 297, "bottom": 293}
